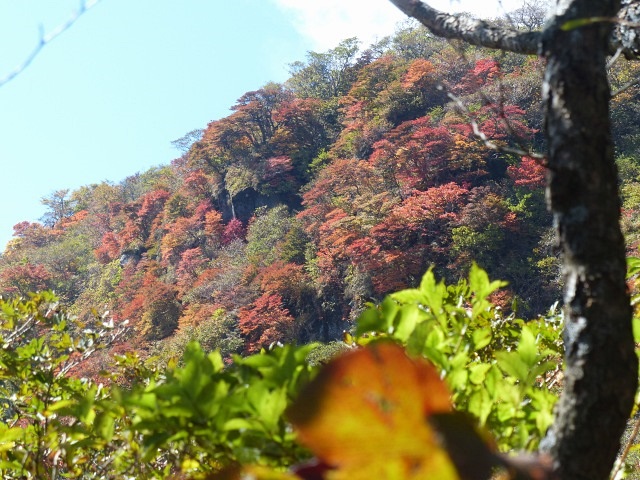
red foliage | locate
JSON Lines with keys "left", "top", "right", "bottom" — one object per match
{"left": 183, "top": 170, "right": 211, "bottom": 198}
{"left": 95, "top": 231, "right": 121, "bottom": 263}
{"left": 176, "top": 247, "right": 207, "bottom": 293}
{"left": 488, "top": 289, "right": 515, "bottom": 312}
{"left": 11, "top": 222, "right": 51, "bottom": 248}
{"left": 222, "top": 218, "right": 246, "bottom": 244}
{"left": 271, "top": 97, "right": 325, "bottom": 156}
{"left": 160, "top": 200, "right": 219, "bottom": 264}
{"left": 238, "top": 293, "right": 295, "bottom": 353}
{"left": 300, "top": 158, "right": 383, "bottom": 235}
{"left": 204, "top": 210, "right": 224, "bottom": 237}
{"left": 178, "top": 302, "right": 224, "bottom": 329}
{"left": 117, "top": 265, "right": 179, "bottom": 340}
{"left": 458, "top": 58, "right": 502, "bottom": 93}
{"left": 378, "top": 183, "right": 469, "bottom": 235}
{"left": 370, "top": 116, "right": 482, "bottom": 191}
{"left": 254, "top": 261, "right": 311, "bottom": 316}
{"left": 508, "top": 156, "right": 547, "bottom": 189}
{"left": 0, "top": 263, "right": 53, "bottom": 296}
{"left": 365, "top": 183, "right": 470, "bottom": 293}
{"left": 57, "top": 210, "right": 89, "bottom": 231}
{"left": 264, "top": 156, "right": 294, "bottom": 180}
{"left": 257, "top": 261, "right": 308, "bottom": 295}
{"left": 476, "top": 104, "right": 532, "bottom": 143}
{"left": 138, "top": 189, "right": 171, "bottom": 228}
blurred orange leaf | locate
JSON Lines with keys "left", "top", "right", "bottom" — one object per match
{"left": 287, "top": 342, "right": 459, "bottom": 480}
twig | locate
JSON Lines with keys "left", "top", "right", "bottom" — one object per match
{"left": 607, "top": 47, "right": 623, "bottom": 70}
{"left": 610, "top": 409, "right": 640, "bottom": 480}
{"left": 612, "top": 76, "right": 640, "bottom": 97}
{"left": 446, "top": 90, "right": 547, "bottom": 161}
{"left": 0, "top": 0, "right": 102, "bottom": 88}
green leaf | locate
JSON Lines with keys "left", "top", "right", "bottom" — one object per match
{"left": 634, "top": 316, "right": 640, "bottom": 344}
{"left": 0, "top": 427, "right": 24, "bottom": 452}
{"left": 394, "top": 305, "right": 427, "bottom": 341}
{"left": 628, "top": 257, "right": 640, "bottom": 278}
{"left": 472, "top": 328, "right": 492, "bottom": 351}
{"left": 517, "top": 325, "right": 538, "bottom": 368}
{"left": 419, "top": 269, "right": 447, "bottom": 319}
{"left": 94, "top": 412, "right": 115, "bottom": 441}
{"left": 224, "top": 418, "right": 255, "bottom": 431}
{"left": 468, "top": 388, "right": 492, "bottom": 425}
{"left": 391, "top": 288, "right": 426, "bottom": 305}
{"left": 469, "top": 262, "right": 508, "bottom": 300}
{"left": 496, "top": 351, "right": 529, "bottom": 383}
{"left": 356, "top": 302, "right": 390, "bottom": 335}
{"left": 468, "top": 363, "right": 492, "bottom": 385}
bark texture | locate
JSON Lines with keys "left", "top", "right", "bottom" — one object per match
{"left": 388, "top": 0, "right": 639, "bottom": 479}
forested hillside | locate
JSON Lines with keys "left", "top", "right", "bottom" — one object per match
{"left": 2, "top": 21, "right": 640, "bottom": 366}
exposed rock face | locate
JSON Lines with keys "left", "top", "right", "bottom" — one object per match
{"left": 217, "top": 188, "right": 301, "bottom": 223}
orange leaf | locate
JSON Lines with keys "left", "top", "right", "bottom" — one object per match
{"left": 287, "top": 342, "right": 459, "bottom": 480}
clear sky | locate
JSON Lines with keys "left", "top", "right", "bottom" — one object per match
{"left": 0, "top": 0, "right": 525, "bottom": 249}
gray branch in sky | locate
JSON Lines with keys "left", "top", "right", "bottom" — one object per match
{"left": 0, "top": 0, "right": 102, "bottom": 89}
{"left": 389, "top": 0, "right": 640, "bottom": 59}
{"left": 388, "top": 0, "right": 541, "bottom": 54}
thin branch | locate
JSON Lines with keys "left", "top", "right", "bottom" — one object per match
{"left": 388, "top": 0, "right": 541, "bottom": 54}
{"left": 607, "top": 47, "right": 624, "bottom": 69}
{"left": 612, "top": 76, "right": 640, "bottom": 96}
{"left": 0, "top": 0, "right": 101, "bottom": 88}
{"left": 446, "top": 90, "right": 547, "bottom": 162}
{"left": 610, "top": 410, "right": 640, "bottom": 480}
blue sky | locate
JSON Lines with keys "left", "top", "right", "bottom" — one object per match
{"left": 0, "top": 0, "right": 522, "bottom": 249}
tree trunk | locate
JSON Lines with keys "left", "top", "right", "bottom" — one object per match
{"left": 387, "top": 0, "right": 639, "bottom": 478}
{"left": 538, "top": 1, "right": 638, "bottom": 478}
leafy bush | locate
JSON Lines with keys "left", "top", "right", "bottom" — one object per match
{"left": 0, "top": 265, "right": 591, "bottom": 478}
{"left": 355, "top": 263, "right": 562, "bottom": 451}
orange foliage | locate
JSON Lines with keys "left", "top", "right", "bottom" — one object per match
{"left": 288, "top": 343, "right": 456, "bottom": 480}
{"left": 238, "top": 293, "right": 295, "bottom": 353}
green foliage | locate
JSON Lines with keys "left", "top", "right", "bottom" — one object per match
{"left": 308, "top": 149, "right": 332, "bottom": 176}
{"left": 0, "top": 292, "right": 126, "bottom": 479}
{"left": 355, "top": 264, "right": 563, "bottom": 451}
{"left": 246, "top": 206, "right": 303, "bottom": 267}
{"left": 0, "top": 265, "right": 619, "bottom": 477}
{"left": 288, "top": 38, "right": 360, "bottom": 99}
{"left": 152, "top": 307, "right": 243, "bottom": 365}
{"left": 118, "top": 342, "right": 317, "bottom": 474}
{"left": 0, "top": 292, "right": 319, "bottom": 478}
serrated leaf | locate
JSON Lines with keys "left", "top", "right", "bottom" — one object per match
{"left": 391, "top": 288, "right": 427, "bottom": 305}
{"left": 469, "top": 262, "right": 508, "bottom": 300}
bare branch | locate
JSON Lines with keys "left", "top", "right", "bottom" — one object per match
{"left": 388, "top": 0, "right": 541, "bottom": 54}
{"left": 0, "top": 0, "right": 102, "bottom": 89}
{"left": 610, "top": 410, "right": 640, "bottom": 480}
{"left": 446, "top": 91, "right": 546, "bottom": 161}
{"left": 612, "top": 75, "right": 640, "bottom": 96}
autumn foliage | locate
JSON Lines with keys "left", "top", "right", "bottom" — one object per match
{"left": 4, "top": 23, "right": 624, "bottom": 361}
